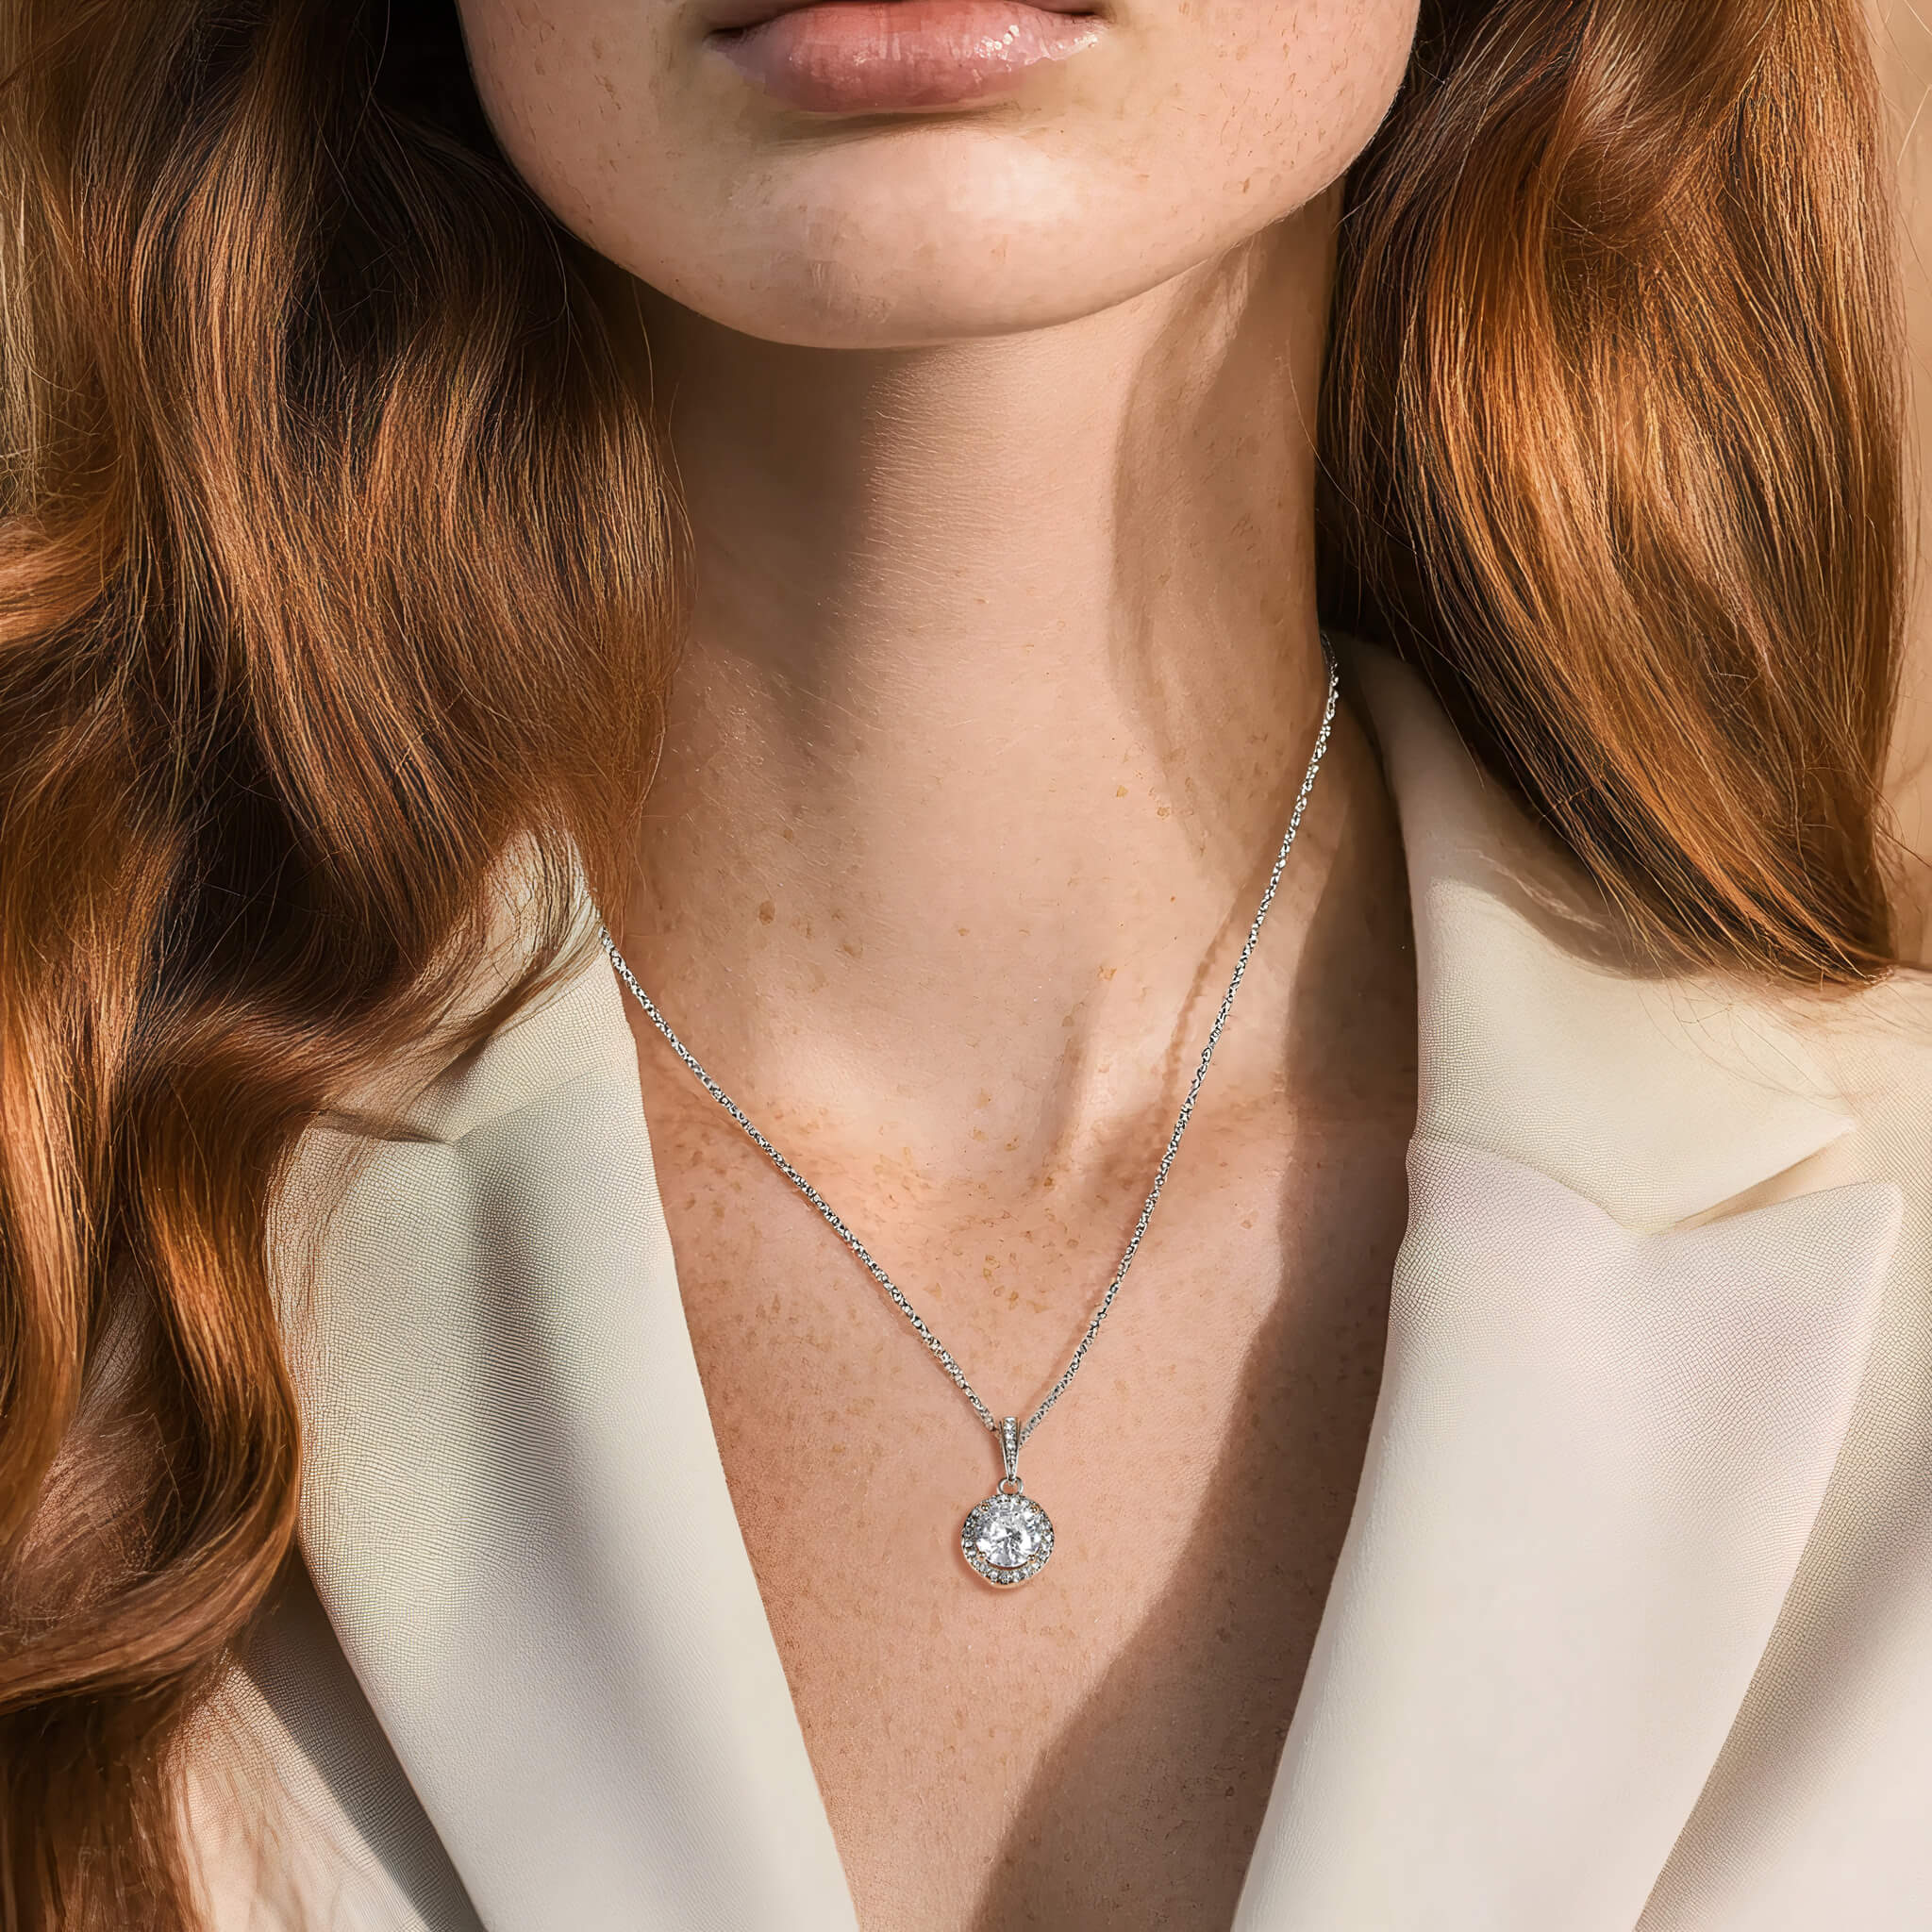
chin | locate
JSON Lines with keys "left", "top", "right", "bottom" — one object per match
{"left": 631, "top": 230, "right": 1217, "bottom": 352}
{"left": 581, "top": 142, "right": 1314, "bottom": 349}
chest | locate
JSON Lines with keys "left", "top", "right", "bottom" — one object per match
{"left": 640, "top": 1074, "right": 1408, "bottom": 1932}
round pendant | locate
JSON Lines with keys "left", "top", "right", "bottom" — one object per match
{"left": 961, "top": 1488, "right": 1055, "bottom": 1587}
{"left": 961, "top": 1415, "right": 1054, "bottom": 1587}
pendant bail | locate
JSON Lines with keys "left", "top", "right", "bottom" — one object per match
{"left": 998, "top": 1415, "right": 1022, "bottom": 1493}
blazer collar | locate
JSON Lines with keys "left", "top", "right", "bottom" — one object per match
{"left": 274, "top": 642, "right": 1907, "bottom": 1931}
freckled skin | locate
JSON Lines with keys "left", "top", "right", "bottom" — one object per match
{"left": 628, "top": 881, "right": 1414, "bottom": 1929}
{"left": 455, "top": 1, "right": 1424, "bottom": 1926}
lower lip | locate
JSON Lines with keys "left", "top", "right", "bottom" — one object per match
{"left": 711, "top": 1, "right": 1103, "bottom": 113}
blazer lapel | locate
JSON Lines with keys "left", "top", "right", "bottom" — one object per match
{"left": 1231, "top": 649, "right": 1907, "bottom": 1930}
{"left": 1232, "top": 1135, "right": 1899, "bottom": 1931}
{"left": 272, "top": 891, "right": 860, "bottom": 1932}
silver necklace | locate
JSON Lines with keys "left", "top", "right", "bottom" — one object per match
{"left": 598, "top": 641, "right": 1340, "bottom": 1589}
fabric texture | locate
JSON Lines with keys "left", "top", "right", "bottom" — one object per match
{"left": 183, "top": 642, "right": 1932, "bottom": 1930}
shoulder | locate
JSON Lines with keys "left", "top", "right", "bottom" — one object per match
{"left": 1339, "top": 629, "right": 1932, "bottom": 1226}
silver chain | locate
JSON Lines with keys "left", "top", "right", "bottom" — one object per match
{"left": 599, "top": 640, "right": 1340, "bottom": 1453}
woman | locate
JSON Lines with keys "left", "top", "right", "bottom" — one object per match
{"left": 2, "top": 0, "right": 1927, "bottom": 1926}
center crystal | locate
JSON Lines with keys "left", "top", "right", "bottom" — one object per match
{"left": 972, "top": 1494, "right": 1040, "bottom": 1569}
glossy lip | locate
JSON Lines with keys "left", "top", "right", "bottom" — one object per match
{"left": 706, "top": 0, "right": 1107, "bottom": 114}
{"left": 703, "top": 0, "right": 1102, "bottom": 29}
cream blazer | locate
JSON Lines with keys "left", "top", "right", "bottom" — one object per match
{"left": 186, "top": 645, "right": 1932, "bottom": 1931}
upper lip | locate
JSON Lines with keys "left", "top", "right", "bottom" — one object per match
{"left": 703, "top": 0, "right": 1103, "bottom": 31}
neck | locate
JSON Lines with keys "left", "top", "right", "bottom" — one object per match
{"left": 613, "top": 195, "right": 1413, "bottom": 1174}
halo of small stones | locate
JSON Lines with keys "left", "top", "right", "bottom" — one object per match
{"left": 960, "top": 1493, "right": 1056, "bottom": 1588}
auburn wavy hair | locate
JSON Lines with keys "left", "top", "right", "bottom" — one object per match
{"left": 0, "top": 0, "right": 1908, "bottom": 1924}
